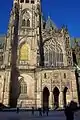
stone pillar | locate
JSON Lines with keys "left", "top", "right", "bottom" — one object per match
{"left": 49, "top": 91, "right": 53, "bottom": 109}
{"left": 59, "top": 91, "right": 63, "bottom": 108}
{"left": 40, "top": 91, "right": 43, "bottom": 108}
{"left": 36, "top": 91, "right": 43, "bottom": 108}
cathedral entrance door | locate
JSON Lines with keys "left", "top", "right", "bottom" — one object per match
{"left": 43, "top": 87, "right": 50, "bottom": 108}
{"left": 53, "top": 87, "right": 60, "bottom": 108}
{"left": 63, "top": 87, "right": 68, "bottom": 107}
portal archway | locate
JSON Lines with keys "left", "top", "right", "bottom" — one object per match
{"left": 63, "top": 87, "right": 68, "bottom": 107}
{"left": 53, "top": 87, "right": 60, "bottom": 108}
{"left": 43, "top": 87, "right": 50, "bottom": 108}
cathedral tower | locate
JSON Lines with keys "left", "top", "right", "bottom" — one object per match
{"left": 4, "top": 0, "right": 41, "bottom": 107}
{"left": 17, "top": 0, "right": 41, "bottom": 68}
{"left": 4, "top": 0, "right": 41, "bottom": 69}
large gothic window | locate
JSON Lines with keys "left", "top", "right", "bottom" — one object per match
{"left": 22, "top": 10, "right": 31, "bottom": 27}
{"left": 20, "top": 43, "right": 30, "bottom": 62}
{"left": 44, "top": 39, "right": 63, "bottom": 67}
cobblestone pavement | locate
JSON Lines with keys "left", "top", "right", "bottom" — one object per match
{"left": 0, "top": 110, "right": 80, "bottom": 120}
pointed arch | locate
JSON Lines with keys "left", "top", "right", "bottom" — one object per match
{"left": 43, "top": 87, "right": 50, "bottom": 108}
{"left": 20, "top": 79, "right": 27, "bottom": 94}
{"left": 19, "top": 74, "right": 35, "bottom": 99}
{"left": 53, "top": 87, "right": 60, "bottom": 108}
{"left": 63, "top": 87, "right": 68, "bottom": 107}
{"left": 21, "top": 9, "right": 31, "bottom": 27}
{"left": 18, "top": 77, "right": 27, "bottom": 100}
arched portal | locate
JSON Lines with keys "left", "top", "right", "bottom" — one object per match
{"left": 63, "top": 87, "right": 68, "bottom": 107}
{"left": 53, "top": 87, "right": 60, "bottom": 108}
{"left": 43, "top": 87, "right": 50, "bottom": 108}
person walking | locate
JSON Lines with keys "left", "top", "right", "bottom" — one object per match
{"left": 38, "top": 108, "right": 42, "bottom": 116}
{"left": 32, "top": 107, "right": 34, "bottom": 115}
{"left": 43, "top": 107, "right": 45, "bottom": 114}
{"left": 16, "top": 107, "right": 19, "bottom": 114}
{"left": 46, "top": 107, "right": 49, "bottom": 116}
{"left": 64, "top": 105, "right": 74, "bottom": 120}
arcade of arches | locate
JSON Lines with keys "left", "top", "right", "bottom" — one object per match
{"left": 42, "top": 86, "right": 69, "bottom": 108}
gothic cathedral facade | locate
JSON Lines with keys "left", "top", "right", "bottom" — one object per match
{"left": 0, "top": 0, "right": 78, "bottom": 109}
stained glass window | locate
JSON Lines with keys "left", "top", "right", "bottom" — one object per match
{"left": 20, "top": 43, "right": 30, "bottom": 61}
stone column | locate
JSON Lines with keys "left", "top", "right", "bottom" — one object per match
{"left": 49, "top": 91, "right": 53, "bottom": 109}
{"left": 40, "top": 91, "right": 43, "bottom": 108}
{"left": 59, "top": 91, "right": 63, "bottom": 108}
{"left": 36, "top": 91, "right": 43, "bottom": 108}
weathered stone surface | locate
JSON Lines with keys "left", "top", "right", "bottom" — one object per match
{"left": 0, "top": 0, "right": 78, "bottom": 108}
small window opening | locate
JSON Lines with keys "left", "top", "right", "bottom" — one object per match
{"left": 31, "top": 0, "right": 34, "bottom": 4}
{"left": 27, "top": 19, "right": 30, "bottom": 27}
{"left": 20, "top": 0, "right": 24, "bottom": 3}
{"left": 22, "top": 19, "right": 25, "bottom": 26}
{"left": 25, "top": 0, "right": 29, "bottom": 3}
{"left": 43, "top": 22, "right": 46, "bottom": 29}
{"left": 64, "top": 73, "right": 66, "bottom": 79}
{"left": 44, "top": 73, "right": 46, "bottom": 78}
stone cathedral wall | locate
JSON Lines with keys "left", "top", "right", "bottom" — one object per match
{"left": 15, "top": 67, "right": 78, "bottom": 108}
{"left": 36, "top": 68, "right": 78, "bottom": 108}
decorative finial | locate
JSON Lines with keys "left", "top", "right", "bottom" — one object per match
{"left": 48, "top": 12, "right": 50, "bottom": 19}
{"left": 14, "top": 0, "right": 19, "bottom": 4}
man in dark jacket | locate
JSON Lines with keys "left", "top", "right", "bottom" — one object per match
{"left": 64, "top": 106, "right": 74, "bottom": 120}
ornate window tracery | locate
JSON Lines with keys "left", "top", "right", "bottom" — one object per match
{"left": 22, "top": 10, "right": 31, "bottom": 27}
{"left": 27, "top": 19, "right": 30, "bottom": 27}
{"left": 19, "top": 78, "right": 27, "bottom": 99}
{"left": 44, "top": 39, "right": 63, "bottom": 67}
{"left": 19, "top": 43, "right": 30, "bottom": 63}
{"left": 21, "top": 80, "right": 27, "bottom": 94}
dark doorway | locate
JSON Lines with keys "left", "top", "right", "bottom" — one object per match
{"left": 63, "top": 87, "right": 68, "bottom": 107}
{"left": 43, "top": 87, "right": 49, "bottom": 108}
{"left": 53, "top": 87, "right": 60, "bottom": 108}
